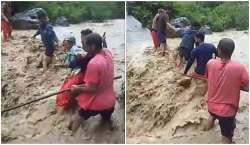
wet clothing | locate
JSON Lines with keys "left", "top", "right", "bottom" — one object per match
{"left": 77, "top": 48, "right": 115, "bottom": 111}
{"left": 156, "top": 13, "right": 168, "bottom": 44}
{"left": 152, "top": 13, "right": 160, "bottom": 31}
{"left": 79, "top": 107, "right": 114, "bottom": 120}
{"left": 1, "top": 19, "right": 11, "bottom": 40}
{"left": 209, "top": 112, "right": 236, "bottom": 138}
{"left": 64, "top": 45, "right": 84, "bottom": 70}
{"left": 206, "top": 58, "right": 249, "bottom": 117}
{"left": 184, "top": 43, "right": 217, "bottom": 75}
{"left": 56, "top": 73, "right": 84, "bottom": 109}
{"left": 151, "top": 30, "right": 158, "bottom": 48}
{"left": 34, "top": 23, "right": 58, "bottom": 56}
{"left": 178, "top": 28, "right": 197, "bottom": 61}
{"left": 157, "top": 31, "right": 166, "bottom": 43}
{"left": 157, "top": 12, "right": 168, "bottom": 32}
{"left": 1, "top": 2, "right": 12, "bottom": 40}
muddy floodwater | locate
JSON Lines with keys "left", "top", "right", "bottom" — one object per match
{"left": 126, "top": 16, "right": 249, "bottom": 144}
{"left": 1, "top": 19, "right": 125, "bottom": 143}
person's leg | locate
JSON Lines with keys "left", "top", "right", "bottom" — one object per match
{"left": 1, "top": 20, "right": 8, "bottom": 41}
{"left": 100, "top": 107, "right": 115, "bottom": 121}
{"left": 42, "top": 54, "right": 52, "bottom": 72}
{"left": 218, "top": 116, "right": 236, "bottom": 144}
{"left": 203, "top": 114, "right": 216, "bottom": 131}
{"left": 100, "top": 107, "right": 115, "bottom": 130}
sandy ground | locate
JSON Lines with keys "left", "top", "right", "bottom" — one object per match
{"left": 1, "top": 20, "right": 125, "bottom": 143}
{"left": 126, "top": 26, "right": 249, "bottom": 143}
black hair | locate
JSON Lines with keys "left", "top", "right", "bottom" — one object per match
{"left": 218, "top": 38, "right": 235, "bottom": 58}
{"left": 81, "top": 29, "right": 93, "bottom": 36}
{"left": 86, "top": 33, "right": 103, "bottom": 50}
{"left": 195, "top": 32, "right": 205, "bottom": 42}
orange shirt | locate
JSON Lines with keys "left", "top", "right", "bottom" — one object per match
{"left": 205, "top": 58, "right": 249, "bottom": 117}
{"left": 77, "top": 48, "right": 116, "bottom": 110}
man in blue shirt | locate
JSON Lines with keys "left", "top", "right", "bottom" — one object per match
{"left": 184, "top": 32, "right": 217, "bottom": 75}
{"left": 177, "top": 24, "right": 199, "bottom": 66}
{"left": 32, "top": 10, "right": 58, "bottom": 72}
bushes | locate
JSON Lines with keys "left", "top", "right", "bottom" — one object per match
{"left": 128, "top": 1, "right": 249, "bottom": 31}
{"left": 12, "top": 2, "right": 125, "bottom": 23}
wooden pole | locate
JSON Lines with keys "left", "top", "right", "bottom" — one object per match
{"left": 1, "top": 75, "right": 122, "bottom": 113}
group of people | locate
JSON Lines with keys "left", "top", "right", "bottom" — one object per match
{"left": 151, "top": 8, "right": 170, "bottom": 56}
{"left": 30, "top": 10, "right": 116, "bottom": 133}
{"left": 150, "top": 8, "right": 249, "bottom": 144}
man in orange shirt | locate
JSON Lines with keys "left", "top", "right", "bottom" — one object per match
{"left": 204, "top": 38, "right": 249, "bottom": 143}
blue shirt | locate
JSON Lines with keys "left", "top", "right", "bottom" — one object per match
{"left": 184, "top": 43, "right": 217, "bottom": 75}
{"left": 64, "top": 45, "right": 84, "bottom": 70}
{"left": 34, "top": 23, "right": 58, "bottom": 52}
{"left": 179, "top": 28, "right": 197, "bottom": 50}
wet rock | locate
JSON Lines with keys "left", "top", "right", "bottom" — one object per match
{"left": 12, "top": 8, "right": 45, "bottom": 29}
{"left": 177, "top": 77, "right": 191, "bottom": 88}
{"left": 55, "top": 16, "right": 69, "bottom": 27}
{"left": 199, "top": 25, "right": 212, "bottom": 34}
{"left": 170, "top": 17, "right": 191, "bottom": 28}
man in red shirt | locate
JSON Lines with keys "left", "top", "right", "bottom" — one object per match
{"left": 204, "top": 38, "right": 249, "bottom": 143}
{"left": 70, "top": 33, "right": 115, "bottom": 132}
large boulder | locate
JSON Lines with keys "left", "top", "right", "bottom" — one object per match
{"left": 199, "top": 25, "right": 213, "bottom": 34}
{"left": 170, "top": 17, "right": 191, "bottom": 28}
{"left": 55, "top": 16, "right": 69, "bottom": 27}
{"left": 11, "top": 8, "right": 44, "bottom": 29}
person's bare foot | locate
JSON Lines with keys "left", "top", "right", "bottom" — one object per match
{"left": 203, "top": 116, "right": 215, "bottom": 131}
{"left": 70, "top": 114, "right": 84, "bottom": 136}
{"left": 221, "top": 136, "right": 233, "bottom": 144}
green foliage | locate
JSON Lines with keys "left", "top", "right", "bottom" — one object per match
{"left": 12, "top": 2, "right": 125, "bottom": 23}
{"left": 128, "top": 1, "right": 248, "bottom": 31}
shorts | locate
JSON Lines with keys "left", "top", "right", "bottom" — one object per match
{"left": 79, "top": 107, "right": 114, "bottom": 120}
{"left": 157, "top": 31, "right": 167, "bottom": 43}
{"left": 180, "top": 47, "right": 192, "bottom": 61}
{"left": 42, "top": 39, "right": 55, "bottom": 57}
{"left": 209, "top": 112, "right": 236, "bottom": 138}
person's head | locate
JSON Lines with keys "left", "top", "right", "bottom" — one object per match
{"left": 81, "top": 29, "right": 93, "bottom": 48}
{"left": 217, "top": 38, "right": 235, "bottom": 59}
{"left": 195, "top": 32, "right": 205, "bottom": 45}
{"left": 62, "top": 35, "right": 76, "bottom": 51}
{"left": 158, "top": 8, "right": 164, "bottom": 14}
{"left": 37, "top": 10, "right": 48, "bottom": 25}
{"left": 85, "top": 33, "right": 103, "bottom": 54}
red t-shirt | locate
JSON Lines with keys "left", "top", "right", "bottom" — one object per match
{"left": 205, "top": 58, "right": 249, "bottom": 117}
{"left": 77, "top": 48, "right": 116, "bottom": 110}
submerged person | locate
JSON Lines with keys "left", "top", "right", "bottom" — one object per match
{"left": 1, "top": 1, "right": 12, "bottom": 41}
{"left": 204, "top": 38, "right": 249, "bottom": 143}
{"left": 69, "top": 33, "right": 115, "bottom": 132}
{"left": 184, "top": 32, "right": 217, "bottom": 77}
{"left": 151, "top": 8, "right": 164, "bottom": 50}
{"left": 32, "top": 10, "right": 58, "bottom": 72}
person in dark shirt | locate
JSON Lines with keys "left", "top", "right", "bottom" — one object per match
{"left": 156, "top": 10, "right": 169, "bottom": 56}
{"left": 184, "top": 32, "right": 217, "bottom": 76}
{"left": 32, "top": 10, "right": 58, "bottom": 72}
{"left": 177, "top": 23, "right": 199, "bottom": 66}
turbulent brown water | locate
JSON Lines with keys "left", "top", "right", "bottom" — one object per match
{"left": 126, "top": 16, "right": 249, "bottom": 144}
{"left": 1, "top": 19, "right": 125, "bottom": 143}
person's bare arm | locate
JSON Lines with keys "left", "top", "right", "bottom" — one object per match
{"left": 70, "top": 82, "right": 98, "bottom": 95}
